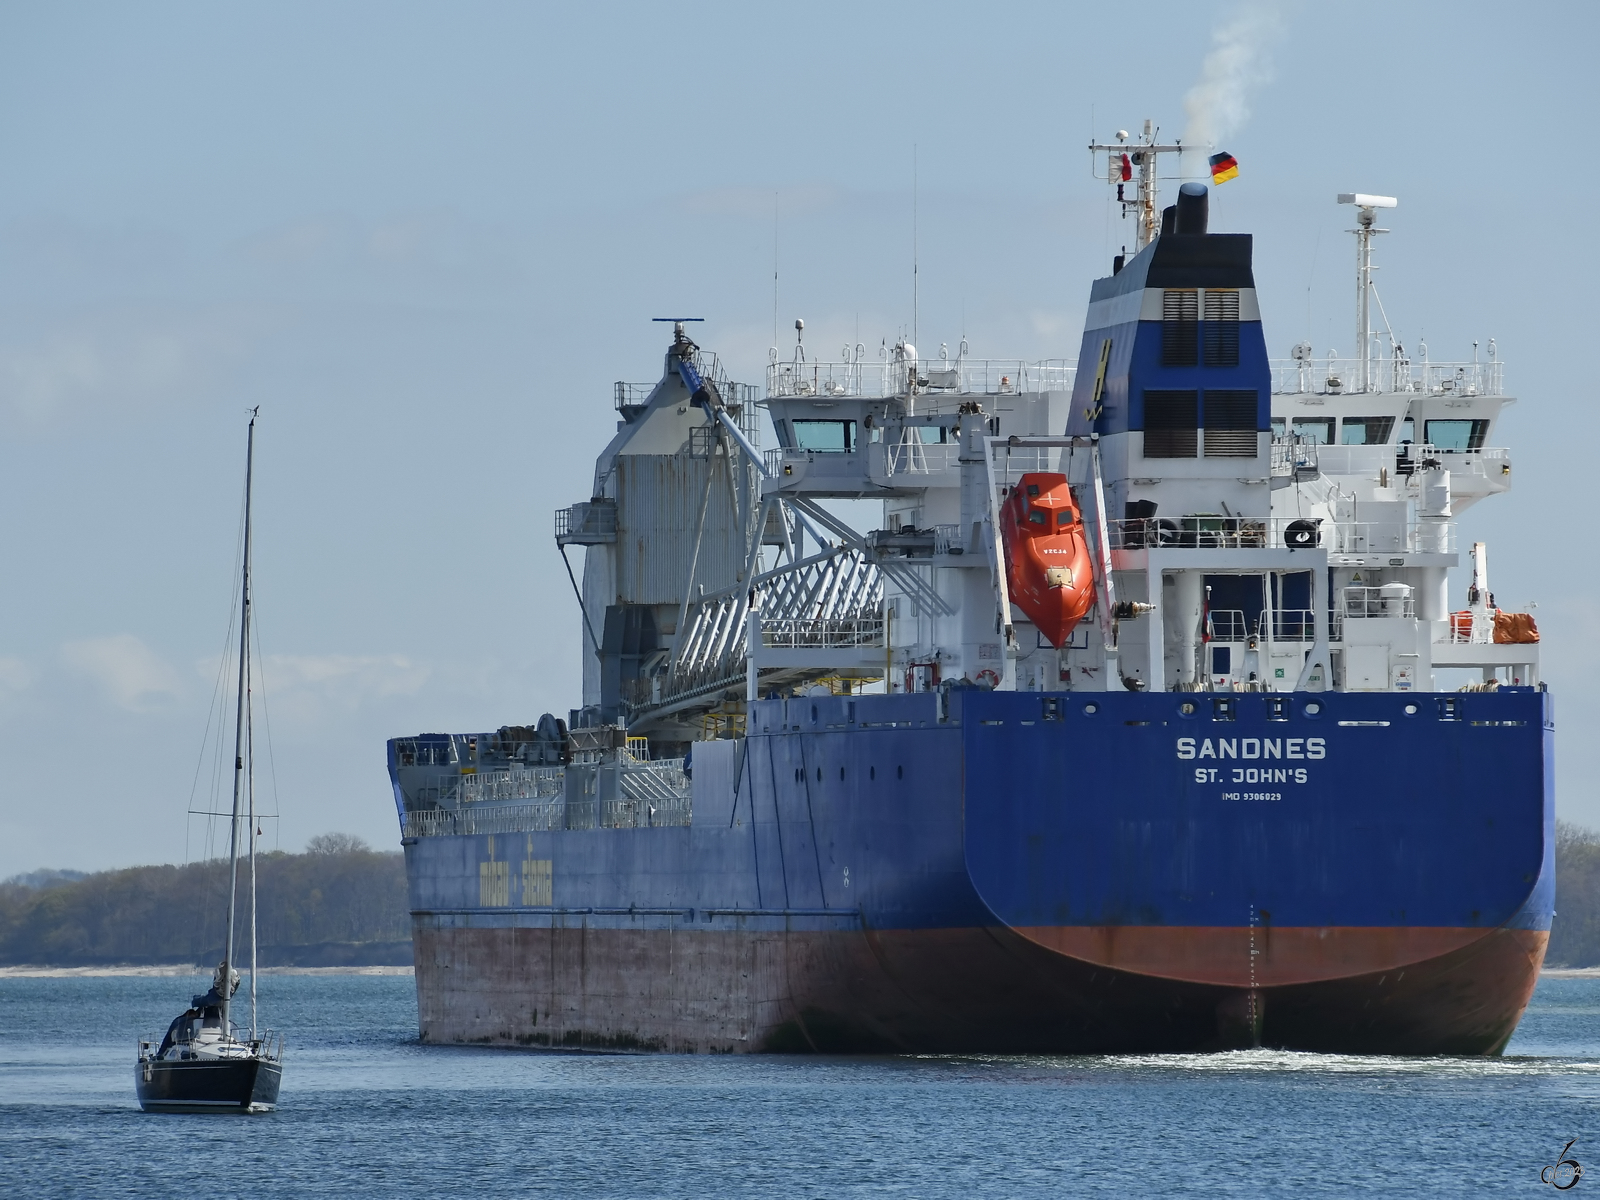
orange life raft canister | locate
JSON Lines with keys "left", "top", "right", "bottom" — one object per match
{"left": 999, "top": 472, "right": 1096, "bottom": 648}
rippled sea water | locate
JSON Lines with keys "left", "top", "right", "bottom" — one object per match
{"left": 2, "top": 972, "right": 1597, "bottom": 1197}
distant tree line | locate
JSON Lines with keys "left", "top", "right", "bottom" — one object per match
{"left": 0, "top": 834, "right": 410, "bottom": 967}
{"left": 1550, "top": 822, "right": 1600, "bottom": 967}
{"left": 5, "top": 825, "right": 1599, "bottom": 968}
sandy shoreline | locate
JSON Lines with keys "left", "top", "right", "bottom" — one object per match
{"left": 0, "top": 964, "right": 414, "bottom": 978}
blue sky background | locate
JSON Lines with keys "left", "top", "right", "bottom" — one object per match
{"left": 1, "top": 0, "right": 1594, "bottom": 875}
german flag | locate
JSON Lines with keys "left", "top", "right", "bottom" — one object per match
{"left": 1209, "top": 151, "right": 1239, "bottom": 185}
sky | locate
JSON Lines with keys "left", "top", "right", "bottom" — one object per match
{"left": 0, "top": 0, "right": 1595, "bottom": 876}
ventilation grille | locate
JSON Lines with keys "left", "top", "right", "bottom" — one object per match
{"left": 1161, "top": 290, "right": 1199, "bottom": 366}
{"left": 1203, "top": 290, "right": 1241, "bottom": 367}
{"left": 1144, "top": 390, "right": 1198, "bottom": 458}
{"left": 1203, "top": 390, "right": 1258, "bottom": 458}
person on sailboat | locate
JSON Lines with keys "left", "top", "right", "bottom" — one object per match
{"left": 153, "top": 964, "right": 240, "bottom": 1058}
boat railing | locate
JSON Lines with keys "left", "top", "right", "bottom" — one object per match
{"left": 614, "top": 381, "right": 655, "bottom": 410}
{"left": 765, "top": 358, "right": 1075, "bottom": 399}
{"left": 403, "top": 796, "right": 693, "bottom": 838}
{"left": 1342, "top": 585, "right": 1416, "bottom": 620}
{"left": 392, "top": 738, "right": 456, "bottom": 767}
{"left": 1270, "top": 436, "right": 1319, "bottom": 479}
{"left": 1259, "top": 609, "right": 1317, "bottom": 641}
{"left": 1270, "top": 355, "right": 1504, "bottom": 397}
{"left": 761, "top": 616, "right": 886, "bottom": 648}
{"left": 884, "top": 441, "right": 961, "bottom": 475}
{"left": 932, "top": 524, "right": 961, "bottom": 554}
{"left": 555, "top": 499, "right": 618, "bottom": 546}
{"left": 1270, "top": 440, "right": 1510, "bottom": 481}
{"left": 1206, "top": 610, "right": 1250, "bottom": 641}
{"left": 405, "top": 800, "right": 567, "bottom": 837}
{"left": 137, "top": 1030, "right": 284, "bottom": 1063}
{"left": 1439, "top": 613, "right": 1498, "bottom": 645}
{"left": 603, "top": 794, "right": 692, "bottom": 828}
{"left": 1107, "top": 516, "right": 1454, "bottom": 555}
{"left": 1205, "top": 609, "right": 1326, "bottom": 642}
{"left": 458, "top": 767, "right": 566, "bottom": 806}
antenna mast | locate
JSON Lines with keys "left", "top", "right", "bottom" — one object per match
{"left": 1337, "top": 193, "right": 1398, "bottom": 393}
{"left": 1089, "top": 119, "right": 1186, "bottom": 252}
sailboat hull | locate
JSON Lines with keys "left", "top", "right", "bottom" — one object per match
{"left": 135, "top": 1056, "right": 282, "bottom": 1113}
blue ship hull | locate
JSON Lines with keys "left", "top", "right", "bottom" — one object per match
{"left": 398, "top": 686, "right": 1552, "bottom": 1054}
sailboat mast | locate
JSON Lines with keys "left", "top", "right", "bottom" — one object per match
{"left": 248, "top": 645, "right": 258, "bottom": 1041}
{"left": 220, "top": 409, "right": 258, "bottom": 1036}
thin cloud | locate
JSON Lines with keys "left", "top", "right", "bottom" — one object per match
{"left": 0, "top": 304, "right": 268, "bottom": 426}
{"left": 62, "top": 635, "right": 182, "bottom": 711}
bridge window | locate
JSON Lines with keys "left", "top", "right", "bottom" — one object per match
{"left": 1203, "top": 290, "right": 1241, "bottom": 366}
{"left": 1028, "top": 509, "right": 1048, "bottom": 525}
{"left": 1057, "top": 510, "right": 1074, "bottom": 527}
{"left": 1341, "top": 416, "right": 1396, "bottom": 445}
{"left": 791, "top": 419, "right": 857, "bottom": 453}
{"left": 1143, "top": 390, "right": 1198, "bottom": 458}
{"left": 1161, "top": 290, "right": 1199, "bottom": 366}
{"left": 1291, "top": 417, "right": 1334, "bottom": 444}
{"left": 1203, "top": 390, "right": 1258, "bottom": 458}
{"left": 1424, "top": 419, "right": 1489, "bottom": 452}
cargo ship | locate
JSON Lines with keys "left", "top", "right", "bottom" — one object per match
{"left": 388, "top": 127, "right": 1551, "bottom": 1054}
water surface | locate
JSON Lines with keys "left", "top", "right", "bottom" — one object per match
{"left": 2, "top": 972, "right": 1596, "bottom": 1196}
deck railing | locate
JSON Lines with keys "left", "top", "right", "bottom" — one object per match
{"left": 1200, "top": 609, "right": 1320, "bottom": 642}
{"left": 766, "top": 358, "right": 1075, "bottom": 399}
{"left": 403, "top": 792, "right": 692, "bottom": 839}
{"left": 1107, "top": 516, "right": 1454, "bottom": 555}
{"left": 1271, "top": 355, "right": 1504, "bottom": 397}
{"left": 761, "top": 617, "right": 885, "bottom": 649}
{"left": 458, "top": 767, "right": 566, "bottom": 806}
{"left": 884, "top": 442, "right": 961, "bottom": 475}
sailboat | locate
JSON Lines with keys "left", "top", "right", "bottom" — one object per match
{"left": 136, "top": 410, "right": 284, "bottom": 1113}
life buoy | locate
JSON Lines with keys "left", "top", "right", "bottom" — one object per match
{"left": 976, "top": 668, "right": 1001, "bottom": 689}
{"left": 1284, "top": 518, "right": 1321, "bottom": 548}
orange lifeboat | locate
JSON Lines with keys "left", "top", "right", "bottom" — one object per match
{"left": 1000, "top": 472, "right": 1096, "bottom": 648}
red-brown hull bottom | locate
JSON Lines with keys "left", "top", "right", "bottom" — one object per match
{"left": 412, "top": 917, "right": 1546, "bottom": 1056}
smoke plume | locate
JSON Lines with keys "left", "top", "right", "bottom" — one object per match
{"left": 1182, "top": 2, "right": 1287, "bottom": 173}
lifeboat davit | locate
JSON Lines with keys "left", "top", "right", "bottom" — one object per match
{"left": 999, "top": 472, "right": 1096, "bottom": 648}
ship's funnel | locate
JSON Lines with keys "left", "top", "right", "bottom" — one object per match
{"left": 1176, "top": 183, "right": 1209, "bottom": 235}
{"left": 1160, "top": 205, "right": 1178, "bottom": 236}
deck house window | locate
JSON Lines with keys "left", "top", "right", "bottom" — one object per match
{"left": 1340, "top": 416, "right": 1396, "bottom": 445}
{"left": 1203, "top": 289, "right": 1241, "bottom": 366}
{"left": 790, "top": 419, "right": 857, "bottom": 452}
{"left": 1143, "top": 390, "right": 1198, "bottom": 458}
{"left": 1203, "top": 390, "right": 1258, "bottom": 458}
{"left": 1162, "top": 290, "right": 1199, "bottom": 366}
{"left": 1424, "top": 418, "right": 1490, "bottom": 452}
